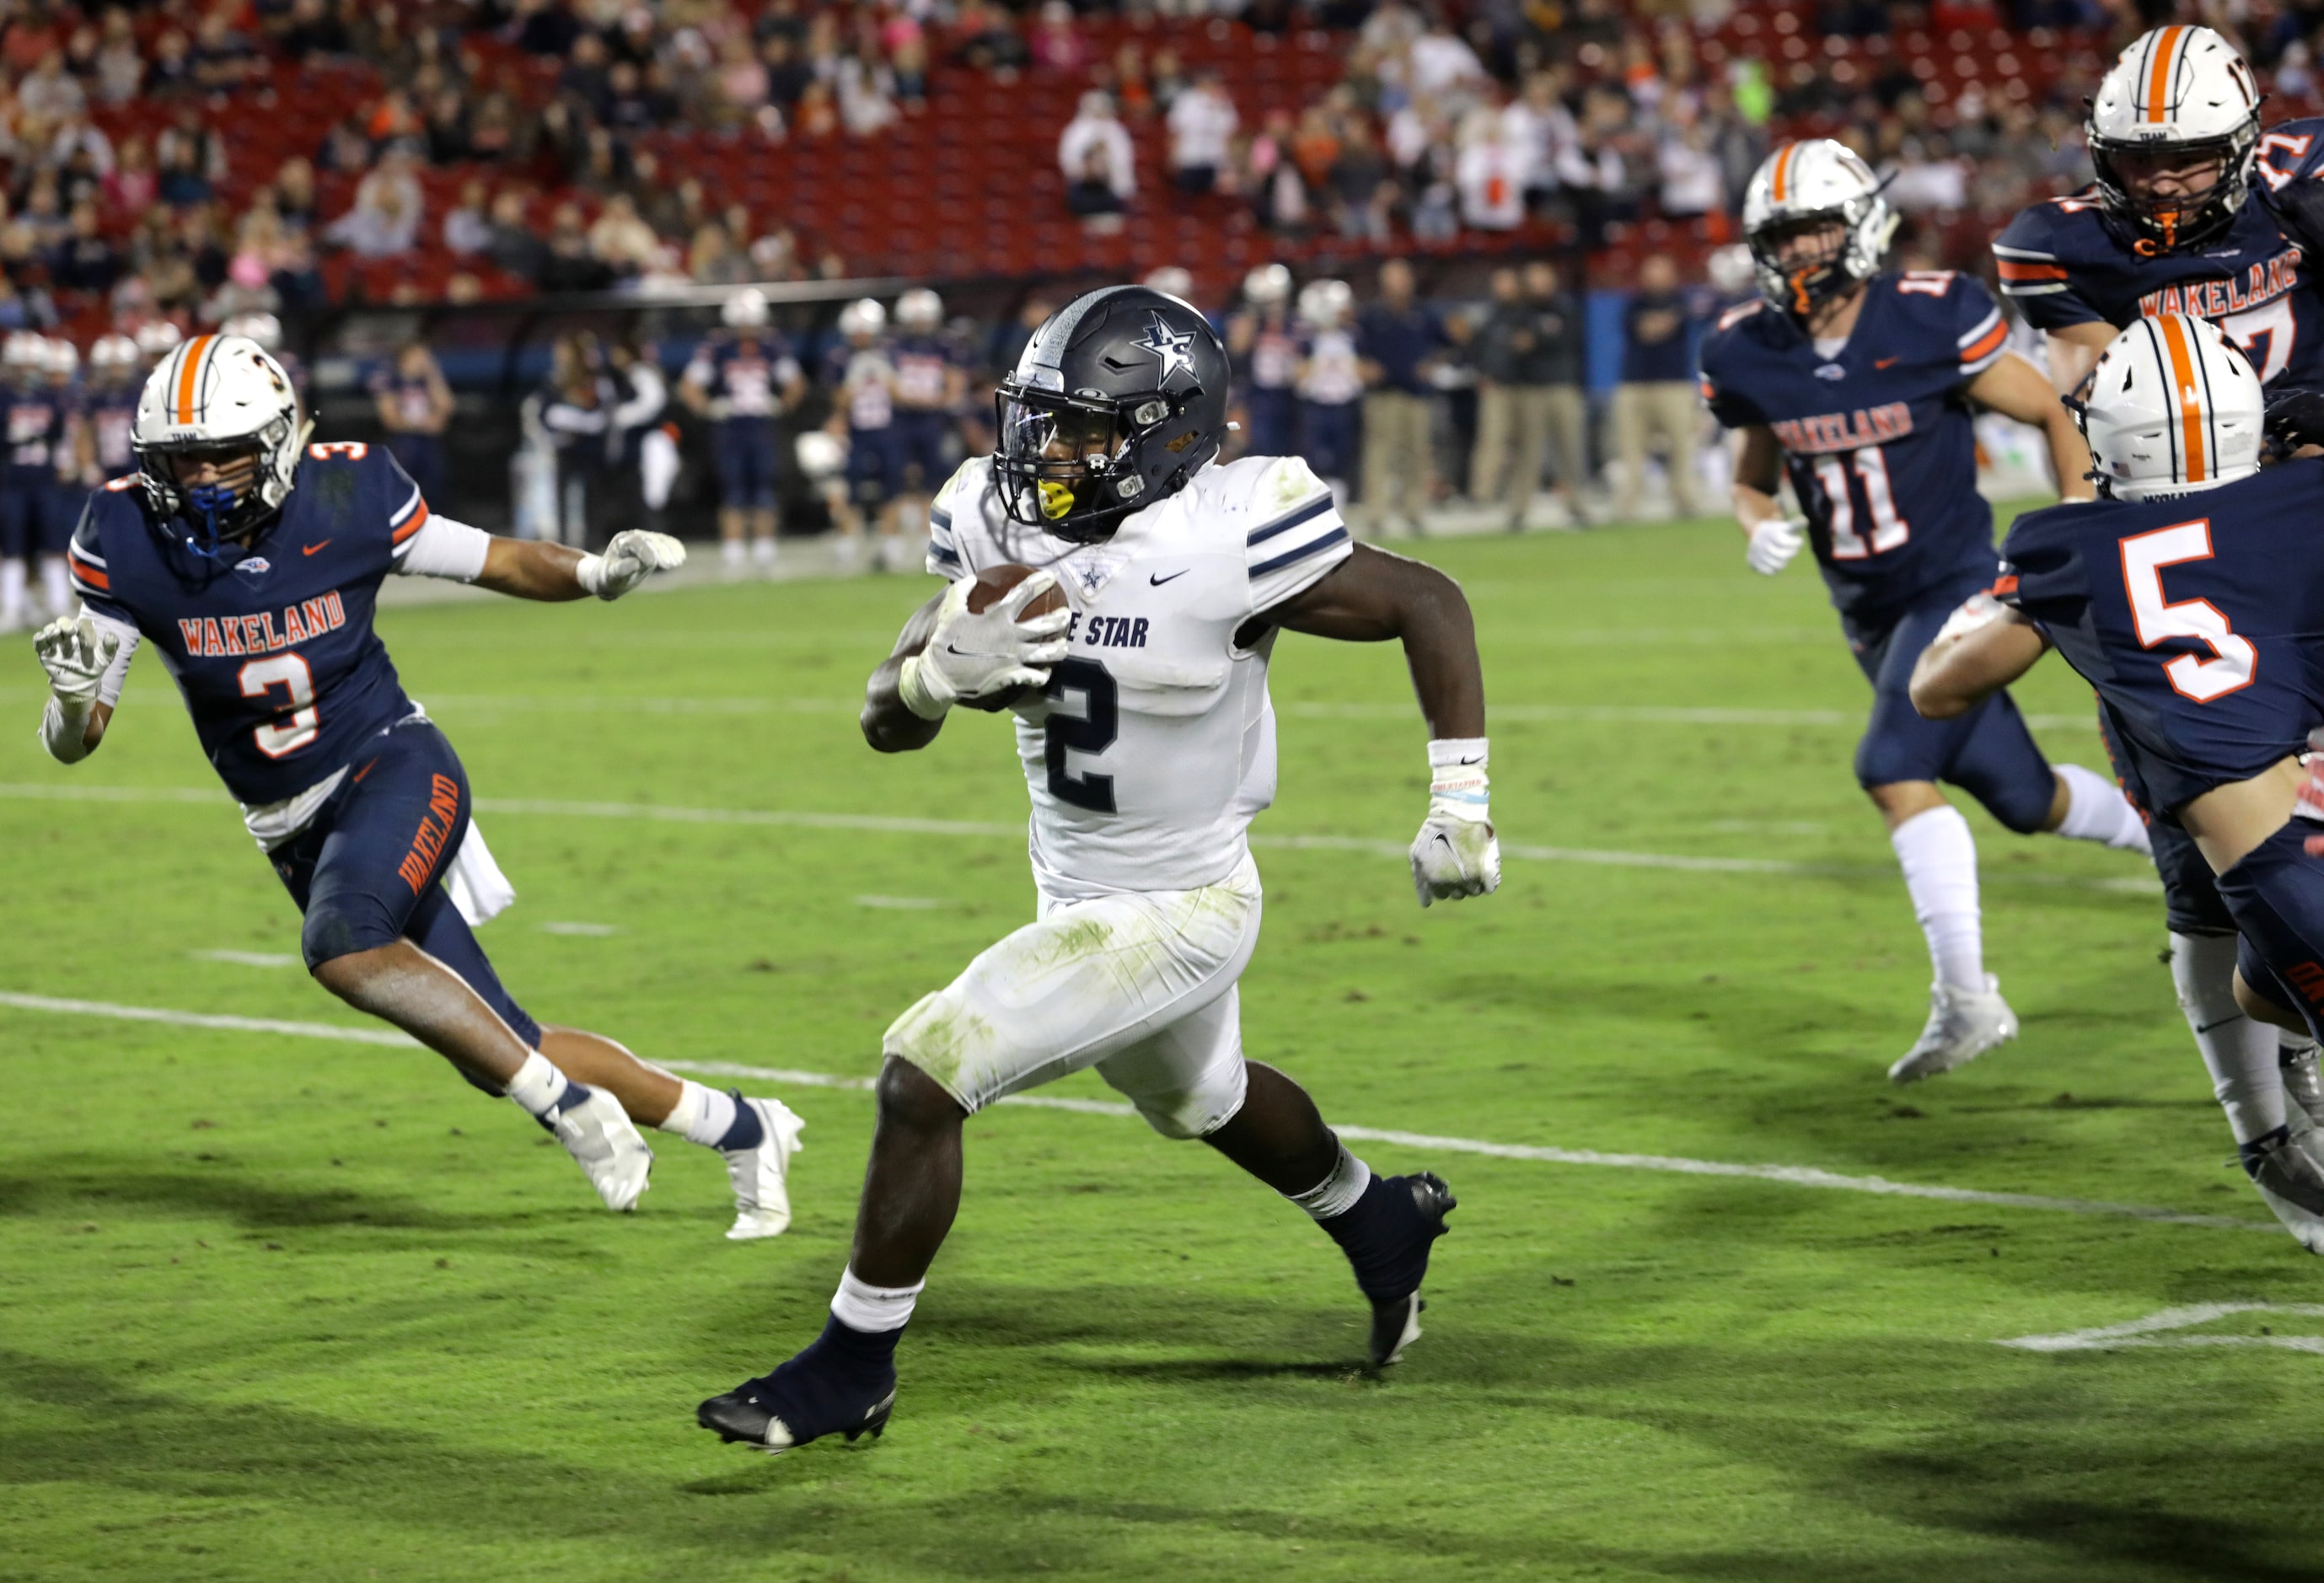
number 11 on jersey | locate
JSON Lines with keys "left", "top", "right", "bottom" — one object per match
{"left": 1814, "top": 446, "right": 1911, "bottom": 560}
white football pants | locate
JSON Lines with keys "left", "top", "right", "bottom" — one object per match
{"left": 883, "top": 852, "right": 1262, "bottom": 1139}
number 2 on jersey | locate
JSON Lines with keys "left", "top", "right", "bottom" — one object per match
{"left": 1044, "top": 657, "right": 1118, "bottom": 813}
{"left": 1811, "top": 446, "right": 1909, "bottom": 559}
{"left": 2120, "top": 519, "right": 2257, "bottom": 701}
{"left": 240, "top": 652, "right": 319, "bottom": 757}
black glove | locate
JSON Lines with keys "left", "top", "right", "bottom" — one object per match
{"left": 2264, "top": 387, "right": 2324, "bottom": 458}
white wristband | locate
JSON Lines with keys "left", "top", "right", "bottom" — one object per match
{"left": 1426, "top": 737, "right": 1489, "bottom": 820}
{"left": 574, "top": 552, "right": 607, "bottom": 597}
{"left": 897, "top": 652, "right": 953, "bottom": 721}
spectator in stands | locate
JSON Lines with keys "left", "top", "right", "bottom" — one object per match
{"left": 316, "top": 114, "right": 370, "bottom": 174}
{"left": 203, "top": 251, "right": 278, "bottom": 325}
{"left": 93, "top": 8, "right": 142, "bottom": 105}
{"left": 953, "top": 0, "right": 1028, "bottom": 78}
{"left": 1453, "top": 106, "right": 1527, "bottom": 231}
{"left": 19, "top": 49, "right": 83, "bottom": 121}
{"left": 146, "top": 28, "right": 194, "bottom": 96}
{"left": 1065, "top": 145, "right": 1126, "bottom": 231}
{"left": 761, "top": 35, "right": 813, "bottom": 117}
{"left": 1028, "top": 1, "right": 1087, "bottom": 73}
{"left": 442, "top": 179, "right": 491, "bottom": 255}
{"left": 51, "top": 199, "right": 117, "bottom": 293}
{"left": 367, "top": 88, "right": 422, "bottom": 152}
{"left": 104, "top": 135, "right": 155, "bottom": 213}
{"left": 270, "top": 228, "right": 326, "bottom": 310}
{"left": 587, "top": 193, "right": 658, "bottom": 281}
{"left": 272, "top": 157, "right": 317, "bottom": 229}
{"left": 1612, "top": 252, "right": 1703, "bottom": 523}
{"left": 277, "top": 0, "right": 349, "bottom": 62}
{"left": 1167, "top": 67, "right": 1237, "bottom": 195}
{"left": 1471, "top": 261, "right": 1588, "bottom": 530}
{"left": 1059, "top": 90, "right": 1135, "bottom": 210}
{"left": 538, "top": 201, "right": 612, "bottom": 292}
{"left": 482, "top": 188, "right": 546, "bottom": 282}
{"left": 687, "top": 222, "right": 749, "bottom": 286}
{"left": 422, "top": 86, "right": 470, "bottom": 164}
{"left": 155, "top": 110, "right": 226, "bottom": 208}
{"left": 468, "top": 93, "right": 520, "bottom": 162}
{"left": 1329, "top": 121, "right": 1393, "bottom": 242}
{"left": 372, "top": 338, "right": 455, "bottom": 507}
{"left": 323, "top": 146, "right": 421, "bottom": 258}
{"left": 191, "top": 12, "right": 262, "bottom": 95}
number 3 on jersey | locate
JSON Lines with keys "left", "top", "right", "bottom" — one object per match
{"left": 1044, "top": 657, "right": 1118, "bottom": 813}
{"left": 240, "top": 652, "right": 319, "bottom": 757}
{"left": 1812, "top": 446, "right": 1909, "bottom": 559}
{"left": 2120, "top": 519, "right": 2257, "bottom": 701}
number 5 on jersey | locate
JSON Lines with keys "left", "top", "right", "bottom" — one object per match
{"left": 241, "top": 652, "right": 319, "bottom": 757}
{"left": 2121, "top": 519, "right": 2257, "bottom": 701}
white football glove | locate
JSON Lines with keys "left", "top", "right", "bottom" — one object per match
{"left": 899, "top": 571, "right": 1072, "bottom": 720}
{"left": 33, "top": 616, "right": 118, "bottom": 711}
{"left": 1410, "top": 738, "right": 1501, "bottom": 908}
{"left": 1745, "top": 516, "right": 1806, "bottom": 577}
{"left": 577, "top": 529, "right": 687, "bottom": 600}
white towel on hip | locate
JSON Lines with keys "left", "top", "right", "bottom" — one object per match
{"left": 448, "top": 818, "right": 517, "bottom": 925}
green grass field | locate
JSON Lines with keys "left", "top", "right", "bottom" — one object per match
{"left": 5, "top": 516, "right": 2321, "bottom": 1583}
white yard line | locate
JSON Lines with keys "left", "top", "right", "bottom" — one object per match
{"left": 1999, "top": 1303, "right": 2324, "bottom": 1354}
{"left": 0, "top": 782, "right": 2160, "bottom": 894}
{"left": 0, "top": 991, "right": 2273, "bottom": 1236}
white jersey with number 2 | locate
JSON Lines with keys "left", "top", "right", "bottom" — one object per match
{"left": 927, "top": 452, "right": 1352, "bottom": 901}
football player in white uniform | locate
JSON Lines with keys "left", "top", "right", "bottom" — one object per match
{"left": 699, "top": 284, "right": 1500, "bottom": 1454}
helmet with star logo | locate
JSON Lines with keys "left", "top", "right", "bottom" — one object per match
{"left": 993, "top": 283, "right": 1231, "bottom": 544}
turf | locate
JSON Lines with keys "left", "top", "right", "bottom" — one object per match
{"left": 3, "top": 516, "right": 2318, "bottom": 1583}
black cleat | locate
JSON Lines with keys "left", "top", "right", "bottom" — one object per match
{"left": 696, "top": 1332, "right": 898, "bottom": 1456}
{"left": 1357, "top": 1167, "right": 1441, "bottom": 1366}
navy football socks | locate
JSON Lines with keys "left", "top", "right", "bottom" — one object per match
{"left": 715, "top": 1090, "right": 766, "bottom": 1153}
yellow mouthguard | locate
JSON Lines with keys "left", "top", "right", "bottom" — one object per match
{"left": 1038, "top": 480, "right": 1076, "bottom": 520}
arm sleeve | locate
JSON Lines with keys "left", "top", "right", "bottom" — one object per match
{"left": 1954, "top": 276, "right": 2010, "bottom": 378}
{"left": 1245, "top": 456, "right": 1354, "bottom": 614}
{"left": 81, "top": 604, "right": 138, "bottom": 706}
{"left": 392, "top": 511, "right": 492, "bottom": 581}
{"left": 1695, "top": 345, "right": 1767, "bottom": 430}
{"left": 1994, "top": 512, "right": 2083, "bottom": 631}
{"left": 65, "top": 501, "right": 137, "bottom": 628}
{"left": 926, "top": 459, "right": 975, "bottom": 577}
{"left": 612, "top": 364, "right": 666, "bottom": 428}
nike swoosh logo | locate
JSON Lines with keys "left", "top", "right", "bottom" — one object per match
{"left": 2195, "top": 1016, "right": 2249, "bottom": 1033}
{"left": 1874, "top": 357, "right": 1899, "bottom": 369}
{"left": 352, "top": 757, "right": 379, "bottom": 783}
{"left": 303, "top": 540, "right": 331, "bottom": 556}
{"left": 1150, "top": 570, "right": 1189, "bottom": 585}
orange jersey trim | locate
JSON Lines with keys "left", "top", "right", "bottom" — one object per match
{"left": 1994, "top": 260, "right": 2068, "bottom": 282}
{"left": 389, "top": 499, "right": 431, "bottom": 545}
{"left": 67, "top": 551, "right": 108, "bottom": 590}
{"left": 1962, "top": 323, "right": 2010, "bottom": 362}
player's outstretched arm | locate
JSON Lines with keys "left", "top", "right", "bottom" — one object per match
{"left": 861, "top": 573, "right": 1071, "bottom": 753}
{"left": 2042, "top": 323, "right": 2114, "bottom": 400}
{"left": 1967, "top": 351, "right": 2096, "bottom": 502}
{"left": 1908, "top": 596, "right": 2051, "bottom": 720}
{"left": 1256, "top": 543, "right": 1496, "bottom": 905}
{"left": 470, "top": 530, "right": 685, "bottom": 602}
{"left": 32, "top": 616, "right": 122, "bottom": 762}
{"left": 1731, "top": 425, "right": 1804, "bottom": 576}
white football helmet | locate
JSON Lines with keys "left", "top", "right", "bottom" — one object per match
{"left": 1244, "top": 262, "right": 1292, "bottom": 307}
{"left": 1742, "top": 139, "right": 1895, "bottom": 316}
{"left": 1297, "top": 278, "right": 1352, "bottom": 330}
{"left": 42, "top": 337, "right": 78, "bottom": 378}
{"left": 838, "top": 298, "right": 887, "bottom": 341}
{"left": 134, "top": 319, "right": 184, "bottom": 362}
{"left": 1142, "top": 266, "right": 1194, "bottom": 303}
{"left": 794, "top": 428, "right": 845, "bottom": 481}
{"left": 2077, "top": 314, "right": 2262, "bottom": 501}
{"left": 220, "top": 311, "right": 282, "bottom": 351}
{"left": 2087, "top": 26, "right": 2260, "bottom": 254}
{"left": 4, "top": 331, "right": 44, "bottom": 381}
{"left": 90, "top": 333, "right": 138, "bottom": 379}
{"left": 722, "top": 287, "right": 770, "bottom": 329}
{"left": 133, "top": 333, "right": 308, "bottom": 546}
{"left": 896, "top": 287, "right": 943, "bottom": 330}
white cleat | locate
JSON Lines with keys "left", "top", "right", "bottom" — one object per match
{"left": 722, "top": 1096, "right": 806, "bottom": 1240}
{"left": 2243, "top": 1123, "right": 2324, "bottom": 1253}
{"left": 1887, "top": 975, "right": 2018, "bottom": 1085}
{"left": 547, "top": 1085, "right": 654, "bottom": 1211}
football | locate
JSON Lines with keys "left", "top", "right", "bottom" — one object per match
{"left": 966, "top": 562, "right": 1069, "bottom": 621}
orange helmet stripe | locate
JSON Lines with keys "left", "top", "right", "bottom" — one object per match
{"left": 174, "top": 334, "right": 214, "bottom": 425}
{"left": 1770, "top": 142, "right": 1795, "bottom": 202}
{"left": 2155, "top": 315, "right": 2207, "bottom": 483}
{"left": 2144, "top": 25, "right": 2184, "bottom": 124}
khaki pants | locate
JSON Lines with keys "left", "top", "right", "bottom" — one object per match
{"left": 1613, "top": 379, "right": 1704, "bottom": 522}
{"left": 1361, "top": 389, "right": 1435, "bottom": 535}
{"left": 1470, "top": 384, "right": 1587, "bottom": 518}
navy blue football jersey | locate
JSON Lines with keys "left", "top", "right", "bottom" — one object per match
{"left": 683, "top": 331, "right": 798, "bottom": 424}
{"left": 68, "top": 443, "right": 431, "bottom": 806}
{"left": 888, "top": 334, "right": 960, "bottom": 414}
{"left": 1994, "top": 121, "right": 2324, "bottom": 389}
{"left": 83, "top": 387, "right": 136, "bottom": 475}
{"left": 1698, "top": 271, "right": 2011, "bottom": 619}
{"left": 7, "top": 384, "right": 70, "bottom": 475}
{"left": 1999, "top": 459, "right": 2324, "bottom": 815}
